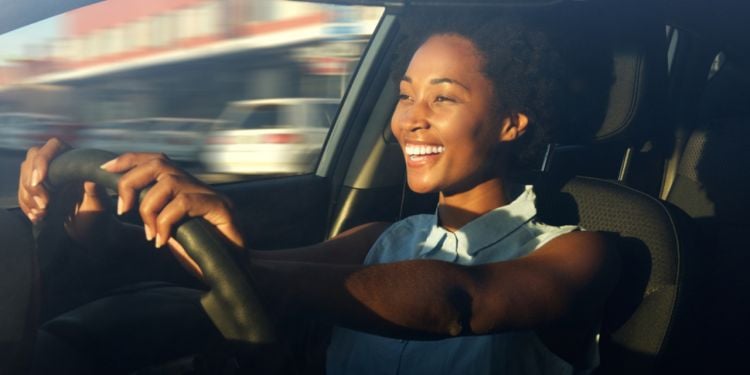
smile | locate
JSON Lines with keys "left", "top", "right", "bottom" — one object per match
{"left": 405, "top": 144, "right": 445, "bottom": 157}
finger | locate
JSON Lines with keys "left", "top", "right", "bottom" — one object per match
{"left": 138, "top": 175, "right": 180, "bottom": 242}
{"left": 166, "top": 237, "right": 203, "bottom": 278}
{"left": 20, "top": 147, "right": 38, "bottom": 191}
{"left": 23, "top": 140, "right": 66, "bottom": 213}
{"left": 18, "top": 156, "right": 34, "bottom": 217}
{"left": 18, "top": 192, "right": 46, "bottom": 223}
{"left": 19, "top": 149, "right": 38, "bottom": 213}
{"left": 201, "top": 198, "right": 245, "bottom": 248}
{"left": 114, "top": 155, "right": 177, "bottom": 215}
{"left": 78, "top": 182, "right": 108, "bottom": 213}
{"left": 18, "top": 198, "right": 35, "bottom": 223}
{"left": 99, "top": 152, "right": 167, "bottom": 174}
{"left": 153, "top": 193, "right": 193, "bottom": 248}
{"left": 19, "top": 156, "right": 50, "bottom": 216}
{"left": 163, "top": 191, "right": 245, "bottom": 249}
{"left": 30, "top": 138, "right": 69, "bottom": 188}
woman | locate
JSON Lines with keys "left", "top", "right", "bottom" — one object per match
{"left": 19, "top": 9, "right": 618, "bottom": 374}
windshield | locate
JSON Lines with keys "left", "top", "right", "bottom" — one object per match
{"left": 0, "top": 0, "right": 383, "bottom": 206}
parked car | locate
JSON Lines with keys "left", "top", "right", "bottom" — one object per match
{"left": 76, "top": 118, "right": 147, "bottom": 155}
{"left": 136, "top": 117, "right": 217, "bottom": 163}
{"left": 0, "top": 112, "right": 84, "bottom": 150}
{"left": 200, "top": 98, "right": 340, "bottom": 175}
{"left": 78, "top": 117, "right": 216, "bottom": 163}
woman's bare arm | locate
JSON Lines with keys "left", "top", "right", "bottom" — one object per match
{"left": 247, "top": 221, "right": 391, "bottom": 265}
{"left": 248, "top": 230, "right": 620, "bottom": 339}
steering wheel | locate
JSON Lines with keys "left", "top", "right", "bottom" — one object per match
{"left": 45, "top": 148, "right": 276, "bottom": 343}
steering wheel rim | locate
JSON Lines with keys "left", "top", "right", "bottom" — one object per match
{"left": 46, "top": 148, "right": 276, "bottom": 343}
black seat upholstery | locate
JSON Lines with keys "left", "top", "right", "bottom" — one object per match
{"left": 536, "top": 176, "right": 701, "bottom": 374}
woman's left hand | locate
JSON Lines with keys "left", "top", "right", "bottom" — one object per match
{"left": 101, "top": 152, "right": 245, "bottom": 276}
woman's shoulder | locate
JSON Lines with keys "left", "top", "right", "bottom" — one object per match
{"left": 375, "top": 213, "right": 436, "bottom": 238}
{"left": 364, "top": 214, "right": 436, "bottom": 264}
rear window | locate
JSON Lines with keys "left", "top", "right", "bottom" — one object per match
{"left": 240, "top": 105, "right": 283, "bottom": 130}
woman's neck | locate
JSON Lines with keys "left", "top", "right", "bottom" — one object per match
{"left": 437, "top": 177, "right": 511, "bottom": 232}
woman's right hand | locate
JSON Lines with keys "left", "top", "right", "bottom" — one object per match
{"left": 18, "top": 138, "right": 110, "bottom": 242}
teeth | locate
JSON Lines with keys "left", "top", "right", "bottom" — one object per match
{"left": 405, "top": 144, "right": 445, "bottom": 156}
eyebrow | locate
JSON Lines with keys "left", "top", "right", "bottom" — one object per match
{"left": 401, "top": 75, "right": 470, "bottom": 90}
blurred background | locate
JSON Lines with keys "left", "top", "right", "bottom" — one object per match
{"left": 0, "top": 0, "right": 383, "bottom": 205}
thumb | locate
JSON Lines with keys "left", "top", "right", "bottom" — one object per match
{"left": 79, "top": 182, "right": 108, "bottom": 212}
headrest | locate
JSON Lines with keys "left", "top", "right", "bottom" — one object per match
{"left": 587, "top": 4, "right": 667, "bottom": 144}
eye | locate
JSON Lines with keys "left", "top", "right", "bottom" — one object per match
{"left": 398, "top": 93, "right": 412, "bottom": 101}
{"left": 435, "top": 95, "right": 455, "bottom": 103}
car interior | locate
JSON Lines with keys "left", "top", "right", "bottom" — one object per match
{"left": 1, "top": 0, "right": 749, "bottom": 374}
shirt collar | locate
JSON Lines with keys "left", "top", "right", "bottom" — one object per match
{"left": 421, "top": 185, "right": 538, "bottom": 257}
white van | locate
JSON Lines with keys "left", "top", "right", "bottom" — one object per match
{"left": 200, "top": 98, "right": 340, "bottom": 175}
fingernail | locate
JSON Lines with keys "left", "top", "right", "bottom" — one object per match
{"left": 117, "top": 197, "right": 124, "bottom": 215}
{"left": 155, "top": 233, "right": 163, "bottom": 248}
{"left": 144, "top": 225, "right": 154, "bottom": 241}
{"left": 31, "top": 169, "right": 40, "bottom": 187}
{"left": 100, "top": 159, "right": 117, "bottom": 170}
{"left": 32, "top": 195, "right": 46, "bottom": 209}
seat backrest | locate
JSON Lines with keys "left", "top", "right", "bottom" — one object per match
{"left": 664, "top": 57, "right": 750, "bottom": 373}
{"left": 536, "top": 176, "right": 701, "bottom": 375}
{"left": 542, "top": 2, "right": 667, "bottom": 188}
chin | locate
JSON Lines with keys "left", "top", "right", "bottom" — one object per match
{"left": 406, "top": 177, "right": 440, "bottom": 194}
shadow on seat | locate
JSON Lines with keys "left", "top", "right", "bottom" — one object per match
{"left": 536, "top": 176, "right": 701, "bottom": 375}
{"left": 0, "top": 208, "right": 38, "bottom": 374}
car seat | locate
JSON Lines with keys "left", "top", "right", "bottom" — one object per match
{"left": 663, "top": 55, "right": 750, "bottom": 373}
{"left": 534, "top": 6, "right": 704, "bottom": 373}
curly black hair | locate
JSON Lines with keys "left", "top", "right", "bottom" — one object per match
{"left": 392, "top": 7, "right": 614, "bottom": 173}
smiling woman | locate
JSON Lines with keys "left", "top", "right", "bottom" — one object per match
{"left": 15, "top": 4, "right": 617, "bottom": 375}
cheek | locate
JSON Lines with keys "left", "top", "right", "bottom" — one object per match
{"left": 390, "top": 107, "right": 404, "bottom": 140}
{"left": 390, "top": 116, "right": 398, "bottom": 140}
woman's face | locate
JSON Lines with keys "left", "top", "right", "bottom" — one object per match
{"left": 391, "top": 34, "right": 508, "bottom": 195}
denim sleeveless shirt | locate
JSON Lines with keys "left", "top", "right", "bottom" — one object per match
{"left": 326, "top": 186, "right": 599, "bottom": 375}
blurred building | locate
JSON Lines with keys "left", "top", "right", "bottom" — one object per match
{"left": 0, "top": 0, "right": 381, "bottom": 122}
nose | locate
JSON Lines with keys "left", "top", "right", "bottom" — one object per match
{"left": 400, "top": 101, "right": 431, "bottom": 132}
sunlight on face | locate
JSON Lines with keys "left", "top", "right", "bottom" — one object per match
{"left": 391, "top": 34, "right": 504, "bottom": 195}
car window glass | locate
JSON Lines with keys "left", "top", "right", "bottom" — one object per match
{"left": 240, "top": 105, "right": 281, "bottom": 130}
{"left": 0, "top": 1, "right": 383, "bottom": 205}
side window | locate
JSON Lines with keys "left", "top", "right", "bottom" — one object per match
{"left": 0, "top": 0, "right": 384, "bottom": 205}
{"left": 319, "top": 103, "right": 340, "bottom": 128}
{"left": 301, "top": 102, "right": 338, "bottom": 129}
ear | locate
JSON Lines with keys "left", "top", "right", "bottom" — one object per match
{"left": 499, "top": 113, "right": 529, "bottom": 142}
